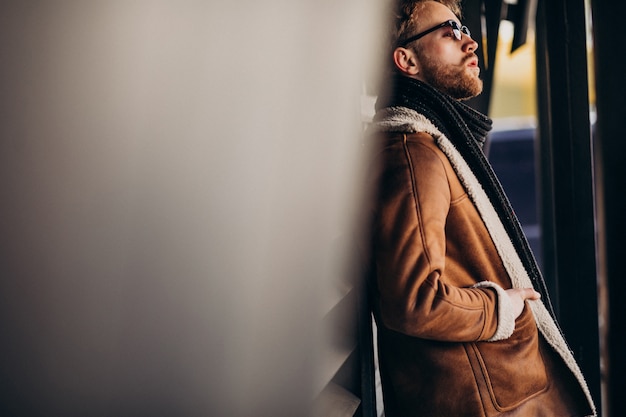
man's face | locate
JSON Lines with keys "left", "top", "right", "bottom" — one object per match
{"left": 409, "top": 1, "right": 483, "bottom": 100}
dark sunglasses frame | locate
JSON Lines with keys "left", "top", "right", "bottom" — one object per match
{"left": 397, "top": 20, "right": 471, "bottom": 47}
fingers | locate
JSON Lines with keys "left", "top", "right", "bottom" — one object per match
{"left": 505, "top": 287, "right": 541, "bottom": 302}
{"left": 504, "top": 288, "right": 541, "bottom": 321}
{"left": 521, "top": 288, "right": 541, "bottom": 301}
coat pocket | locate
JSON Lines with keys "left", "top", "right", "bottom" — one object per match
{"left": 468, "top": 307, "right": 549, "bottom": 411}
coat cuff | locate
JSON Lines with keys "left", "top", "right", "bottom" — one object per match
{"left": 472, "top": 281, "right": 516, "bottom": 341}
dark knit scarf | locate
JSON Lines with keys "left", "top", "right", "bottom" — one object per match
{"left": 375, "top": 75, "right": 558, "bottom": 322}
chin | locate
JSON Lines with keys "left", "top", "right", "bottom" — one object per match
{"left": 449, "top": 81, "right": 483, "bottom": 100}
{"left": 424, "top": 67, "right": 484, "bottom": 100}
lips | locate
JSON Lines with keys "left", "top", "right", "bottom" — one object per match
{"left": 464, "top": 56, "right": 480, "bottom": 75}
{"left": 465, "top": 55, "right": 478, "bottom": 67}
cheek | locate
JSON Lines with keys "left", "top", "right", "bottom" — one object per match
{"left": 418, "top": 44, "right": 456, "bottom": 67}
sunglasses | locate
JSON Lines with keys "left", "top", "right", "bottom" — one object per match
{"left": 398, "top": 20, "right": 471, "bottom": 47}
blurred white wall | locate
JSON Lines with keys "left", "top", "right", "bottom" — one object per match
{"left": 0, "top": 1, "right": 384, "bottom": 416}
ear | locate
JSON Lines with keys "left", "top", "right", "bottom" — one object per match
{"left": 392, "top": 47, "right": 420, "bottom": 76}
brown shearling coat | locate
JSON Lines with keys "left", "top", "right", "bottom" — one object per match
{"left": 367, "top": 108, "right": 595, "bottom": 417}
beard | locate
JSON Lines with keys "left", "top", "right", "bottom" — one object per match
{"left": 419, "top": 55, "right": 483, "bottom": 100}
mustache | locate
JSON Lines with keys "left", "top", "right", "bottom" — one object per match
{"left": 463, "top": 53, "right": 478, "bottom": 64}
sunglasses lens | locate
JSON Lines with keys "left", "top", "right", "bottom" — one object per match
{"left": 447, "top": 21, "right": 463, "bottom": 40}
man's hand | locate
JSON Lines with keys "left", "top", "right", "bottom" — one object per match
{"left": 505, "top": 288, "right": 541, "bottom": 320}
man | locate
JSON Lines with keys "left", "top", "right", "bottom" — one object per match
{"left": 365, "top": 1, "right": 596, "bottom": 415}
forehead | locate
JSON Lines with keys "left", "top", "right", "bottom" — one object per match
{"left": 415, "top": 1, "right": 460, "bottom": 32}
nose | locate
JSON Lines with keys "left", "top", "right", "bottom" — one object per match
{"left": 463, "top": 35, "right": 479, "bottom": 53}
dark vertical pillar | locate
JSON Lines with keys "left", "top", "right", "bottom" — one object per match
{"left": 535, "top": 0, "right": 602, "bottom": 413}
{"left": 534, "top": 2, "right": 558, "bottom": 311}
{"left": 590, "top": 0, "right": 626, "bottom": 415}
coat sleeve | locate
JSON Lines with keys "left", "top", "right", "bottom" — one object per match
{"left": 371, "top": 133, "right": 515, "bottom": 342}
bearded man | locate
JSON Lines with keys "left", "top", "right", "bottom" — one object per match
{"left": 365, "top": 1, "right": 597, "bottom": 416}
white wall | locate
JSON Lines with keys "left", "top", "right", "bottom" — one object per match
{"left": 0, "top": 1, "right": 384, "bottom": 416}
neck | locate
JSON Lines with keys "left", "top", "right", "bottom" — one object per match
{"left": 376, "top": 74, "right": 492, "bottom": 146}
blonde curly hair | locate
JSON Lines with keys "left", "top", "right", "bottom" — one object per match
{"left": 390, "top": 0, "right": 462, "bottom": 48}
